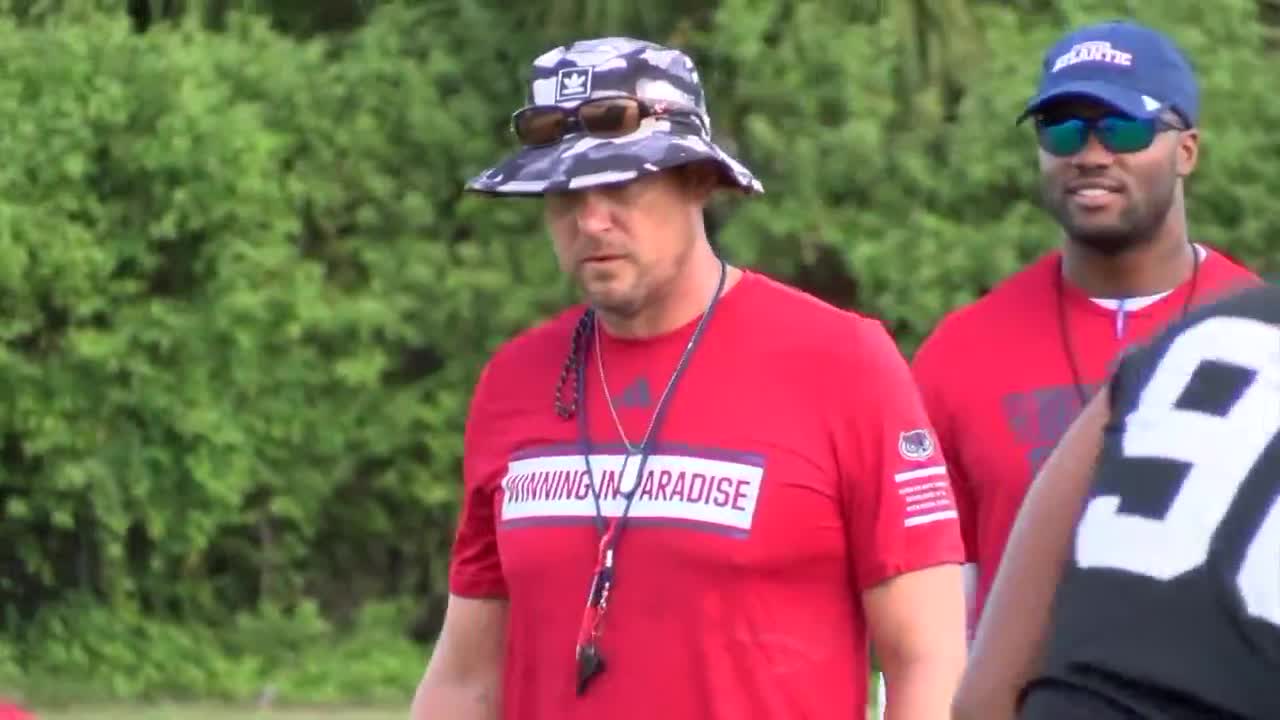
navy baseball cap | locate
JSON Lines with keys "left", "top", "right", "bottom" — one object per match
{"left": 1017, "top": 20, "right": 1199, "bottom": 127}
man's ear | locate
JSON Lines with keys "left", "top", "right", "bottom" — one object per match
{"left": 681, "top": 160, "right": 723, "bottom": 202}
{"left": 1176, "top": 127, "right": 1199, "bottom": 178}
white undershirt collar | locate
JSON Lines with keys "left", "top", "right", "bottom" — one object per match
{"left": 1087, "top": 243, "right": 1206, "bottom": 338}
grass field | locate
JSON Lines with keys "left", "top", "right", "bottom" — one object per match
{"left": 28, "top": 705, "right": 406, "bottom": 720}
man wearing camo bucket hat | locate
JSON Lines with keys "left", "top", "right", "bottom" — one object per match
{"left": 464, "top": 37, "right": 761, "bottom": 195}
{"left": 412, "top": 37, "right": 968, "bottom": 720}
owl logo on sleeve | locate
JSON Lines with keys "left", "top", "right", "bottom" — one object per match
{"left": 898, "top": 429, "right": 936, "bottom": 461}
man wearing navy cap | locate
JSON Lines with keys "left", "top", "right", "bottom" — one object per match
{"left": 411, "top": 36, "right": 969, "bottom": 720}
{"left": 911, "top": 17, "right": 1261, "bottom": 685}
{"left": 1017, "top": 19, "right": 1201, "bottom": 127}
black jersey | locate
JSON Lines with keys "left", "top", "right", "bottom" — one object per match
{"left": 1023, "top": 283, "right": 1280, "bottom": 719}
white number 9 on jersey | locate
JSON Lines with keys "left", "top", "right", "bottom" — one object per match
{"left": 1075, "top": 315, "right": 1280, "bottom": 628}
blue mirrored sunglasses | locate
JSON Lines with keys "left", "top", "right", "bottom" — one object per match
{"left": 1035, "top": 114, "right": 1183, "bottom": 157}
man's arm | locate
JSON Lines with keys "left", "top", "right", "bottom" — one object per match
{"left": 951, "top": 384, "right": 1110, "bottom": 720}
{"left": 909, "top": 329, "right": 982, "bottom": 641}
{"left": 413, "top": 357, "right": 510, "bottom": 719}
{"left": 411, "top": 594, "right": 507, "bottom": 720}
{"left": 838, "top": 319, "right": 969, "bottom": 720}
{"left": 960, "top": 562, "right": 978, "bottom": 632}
{"left": 865, "top": 565, "right": 967, "bottom": 720}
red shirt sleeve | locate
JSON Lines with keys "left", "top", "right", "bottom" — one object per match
{"left": 447, "top": 359, "right": 509, "bottom": 598}
{"left": 910, "top": 331, "right": 979, "bottom": 563}
{"left": 837, "top": 318, "right": 966, "bottom": 591}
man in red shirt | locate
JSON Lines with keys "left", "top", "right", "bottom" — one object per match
{"left": 911, "top": 20, "right": 1259, "bottom": 642}
{"left": 410, "top": 37, "right": 968, "bottom": 720}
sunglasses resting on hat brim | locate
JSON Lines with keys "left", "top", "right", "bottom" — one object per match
{"left": 510, "top": 96, "right": 705, "bottom": 147}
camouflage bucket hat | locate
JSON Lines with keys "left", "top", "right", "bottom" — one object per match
{"left": 465, "top": 37, "right": 764, "bottom": 196}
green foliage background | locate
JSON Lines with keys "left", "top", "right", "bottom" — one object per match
{"left": 0, "top": 0, "right": 1276, "bottom": 706}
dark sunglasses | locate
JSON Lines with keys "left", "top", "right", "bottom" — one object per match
{"left": 1035, "top": 114, "right": 1183, "bottom": 157}
{"left": 511, "top": 96, "right": 686, "bottom": 147}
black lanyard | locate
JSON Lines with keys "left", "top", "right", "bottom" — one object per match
{"left": 572, "top": 258, "right": 728, "bottom": 696}
{"left": 1055, "top": 244, "right": 1199, "bottom": 406}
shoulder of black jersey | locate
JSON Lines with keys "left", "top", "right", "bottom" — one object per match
{"left": 1184, "top": 282, "right": 1280, "bottom": 327}
{"left": 1110, "top": 283, "right": 1280, "bottom": 405}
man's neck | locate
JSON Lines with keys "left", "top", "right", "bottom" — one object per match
{"left": 598, "top": 252, "right": 740, "bottom": 340}
{"left": 1061, "top": 228, "right": 1196, "bottom": 299}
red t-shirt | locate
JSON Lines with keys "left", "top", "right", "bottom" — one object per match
{"left": 449, "top": 269, "right": 965, "bottom": 720}
{"left": 910, "top": 246, "right": 1259, "bottom": 633}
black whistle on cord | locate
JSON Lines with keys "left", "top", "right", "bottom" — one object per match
{"left": 575, "top": 642, "right": 605, "bottom": 696}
